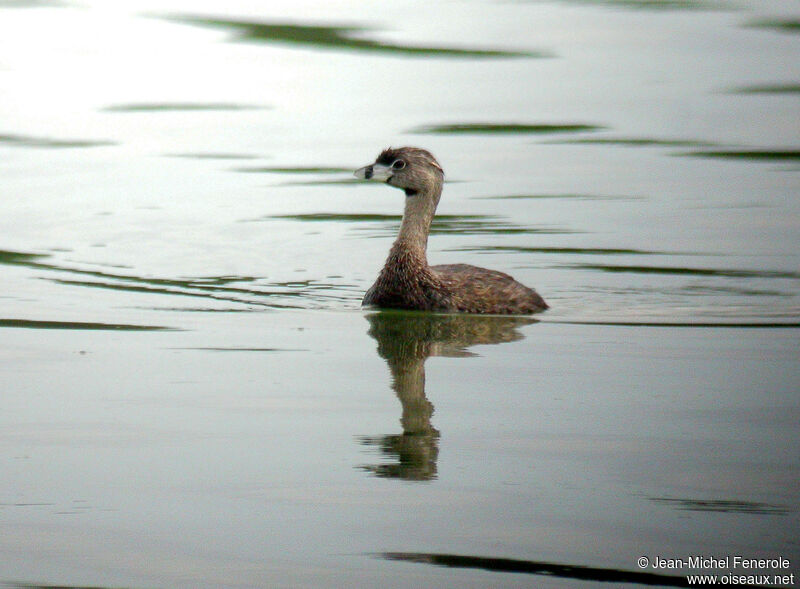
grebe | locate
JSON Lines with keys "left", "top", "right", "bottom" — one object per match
{"left": 354, "top": 147, "right": 547, "bottom": 314}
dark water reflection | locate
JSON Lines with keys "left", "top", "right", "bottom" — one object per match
{"left": 729, "top": 83, "right": 800, "bottom": 95}
{"left": 554, "top": 0, "right": 729, "bottom": 9}
{"left": 680, "top": 149, "right": 800, "bottom": 162}
{"left": 0, "top": 318, "right": 171, "bottom": 331}
{"left": 0, "top": 132, "right": 115, "bottom": 149}
{"left": 649, "top": 497, "right": 790, "bottom": 515}
{"left": 380, "top": 553, "right": 689, "bottom": 586}
{"left": 412, "top": 123, "right": 602, "bottom": 134}
{"left": 168, "top": 16, "right": 538, "bottom": 57}
{"left": 745, "top": 18, "right": 800, "bottom": 34}
{"left": 359, "top": 311, "right": 535, "bottom": 481}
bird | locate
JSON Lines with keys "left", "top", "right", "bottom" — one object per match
{"left": 353, "top": 147, "right": 547, "bottom": 314}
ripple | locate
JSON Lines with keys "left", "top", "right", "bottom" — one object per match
{"left": 267, "top": 213, "right": 574, "bottom": 236}
{"left": 167, "top": 152, "right": 261, "bottom": 160}
{"left": 0, "top": 0, "right": 65, "bottom": 7}
{"left": 450, "top": 245, "right": 657, "bottom": 255}
{"left": 0, "top": 249, "right": 352, "bottom": 310}
{"left": 572, "top": 263, "right": 800, "bottom": 279}
{"left": 233, "top": 166, "right": 353, "bottom": 174}
{"left": 553, "top": 320, "right": 800, "bottom": 328}
{"left": 681, "top": 284, "right": 791, "bottom": 297}
{"left": 103, "top": 102, "right": 265, "bottom": 112}
{"left": 46, "top": 278, "right": 340, "bottom": 310}
{"left": 278, "top": 178, "right": 362, "bottom": 186}
{"left": 650, "top": 497, "right": 790, "bottom": 515}
{"left": 173, "top": 347, "right": 307, "bottom": 353}
{"left": 475, "top": 193, "right": 644, "bottom": 201}
{"left": 550, "top": 136, "right": 716, "bottom": 147}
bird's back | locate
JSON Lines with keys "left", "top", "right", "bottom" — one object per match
{"left": 431, "top": 264, "right": 548, "bottom": 314}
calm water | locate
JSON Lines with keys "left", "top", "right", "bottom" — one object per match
{"left": 1, "top": 0, "right": 798, "bottom": 587}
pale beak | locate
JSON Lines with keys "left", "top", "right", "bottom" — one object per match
{"left": 354, "top": 162, "right": 392, "bottom": 181}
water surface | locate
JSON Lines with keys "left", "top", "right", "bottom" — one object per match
{"left": 0, "top": 0, "right": 798, "bottom": 587}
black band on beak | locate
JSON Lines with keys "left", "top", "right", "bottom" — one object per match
{"left": 364, "top": 165, "right": 373, "bottom": 180}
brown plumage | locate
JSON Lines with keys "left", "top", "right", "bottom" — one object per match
{"left": 354, "top": 147, "right": 547, "bottom": 314}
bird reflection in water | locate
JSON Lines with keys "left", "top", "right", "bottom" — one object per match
{"left": 359, "top": 311, "right": 537, "bottom": 481}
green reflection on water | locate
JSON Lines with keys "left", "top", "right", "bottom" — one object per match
{"left": 0, "top": 319, "right": 171, "bottom": 331}
{"left": 476, "top": 193, "right": 643, "bottom": 201}
{"left": 555, "top": 0, "right": 727, "bottom": 9}
{"left": 679, "top": 149, "right": 800, "bottom": 161}
{"left": 268, "top": 213, "right": 573, "bottom": 235}
{"left": 412, "top": 123, "right": 602, "bottom": 134}
{"left": 0, "top": 133, "right": 115, "bottom": 149}
{"left": 728, "top": 83, "right": 800, "bottom": 95}
{"left": 451, "top": 245, "right": 656, "bottom": 255}
{"left": 167, "top": 16, "right": 539, "bottom": 58}
{"left": 551, "top": 137, "right": 716, "bottom": 147}
{"left": 745, "top": 19, "right": 800, "bottom": 34}
{"left": 0, "top": 250, "right": 46, "bottom": 264}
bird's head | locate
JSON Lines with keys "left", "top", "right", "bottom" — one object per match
{"left": 354, "top": 147, "right": 444, "bottom": 197}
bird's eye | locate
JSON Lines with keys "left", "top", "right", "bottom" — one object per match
{"left": 392, "top": 159, "right": 406, "bottom": 170}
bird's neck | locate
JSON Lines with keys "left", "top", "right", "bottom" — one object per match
{"left": 394, "top": 177, "right": 443, "bottom": 260}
